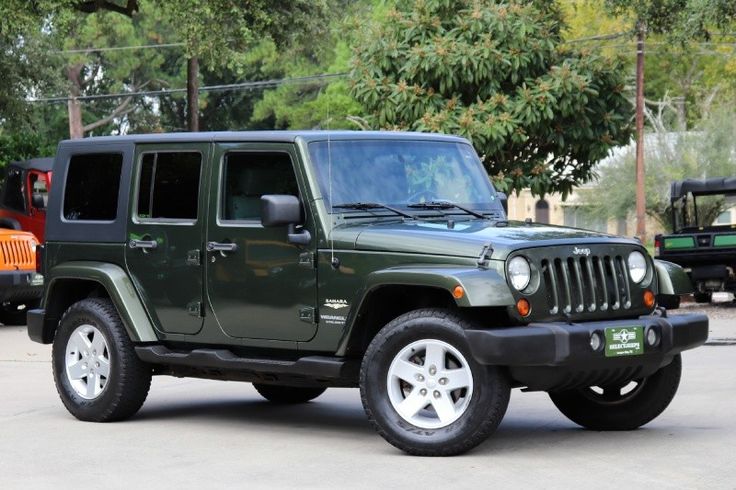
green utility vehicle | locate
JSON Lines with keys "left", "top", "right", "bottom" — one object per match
{"left": 655, "top": 177, "right": 736, "bottom": 304}
{"left": 28, "top": 132, "right": 707, "bottom": 456}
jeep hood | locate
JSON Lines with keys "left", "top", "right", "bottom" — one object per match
{"left": 333, "top": 220, "right": 639, "bottom": 260}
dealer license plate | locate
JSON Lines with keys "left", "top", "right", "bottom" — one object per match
{"left": 604, "top": 326, "right": 644, "bottom": 357}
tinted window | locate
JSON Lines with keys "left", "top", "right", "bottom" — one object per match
{"left": 64, "top": 153, "right": 123, "bottom": 221}
{"left": 222, "top": 152, "right": 298, "bottom": 221}
{"left": 3, "top": 167, "right": 25, "bottom": 212}
{"left": 137, "top": 152, "right": 201, "bottom": 220}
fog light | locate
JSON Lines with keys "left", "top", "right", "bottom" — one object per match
{"left": 646, "top": 328, "right": 659, "bottom": 346}
{"left": 516, "top": 298, "right": 531, "bottom": 317}
{"left": 590, "top": 332, "right": 603, "bottom": 351}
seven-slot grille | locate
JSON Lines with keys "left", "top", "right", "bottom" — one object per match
{"left": 0, "top": 238, "right": 35, "bottom": 268}
{"left": 541, "top": 255, "right": 632, "bottom": 316}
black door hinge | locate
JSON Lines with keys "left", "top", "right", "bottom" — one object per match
{"left": 187, "top": 301, "right": 203, "bottom": 317}
{"left": 299, "top": 306, "right": 317, "bottom": 324}
{"left": 186, "top": 249, "right": 201, "bottom": 266}
{"left": 298, "top": 251, "right": 317, "bottom": 269}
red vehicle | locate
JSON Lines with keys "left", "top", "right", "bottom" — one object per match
{"left": 0, "top": 158, "right": 52, "bottom": 242}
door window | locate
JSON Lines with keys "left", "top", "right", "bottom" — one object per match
{"left": 221, "top": 152, "right": 299, "bottom": 222}
{"left": 29, "top": 172, "right": 48, "bottom": 210}
{"left": 137, "top": 152, "right": 201, "bottom": 221}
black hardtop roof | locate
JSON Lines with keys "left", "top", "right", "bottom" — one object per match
{"left": 9, "top": 157, "right": 54, "bottom": 172}
{"left": 671, "top": 176, "right": 736, "bottom": 202}
{"left": 57, "top": 130, "right": 468, "bottom": 149}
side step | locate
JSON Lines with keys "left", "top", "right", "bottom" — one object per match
{"left": 135, "top": 345, "right": 359, "bottom": 384}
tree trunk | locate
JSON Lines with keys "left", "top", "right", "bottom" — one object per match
{"left": 66, "top": 64, "right": 84, "bottom": 139}
{"left": 187, "top": 56, "right": 199, "bottom": 132}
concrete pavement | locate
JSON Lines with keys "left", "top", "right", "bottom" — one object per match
{"left": 0, "top": 322, "right": 734, "bottom": 489}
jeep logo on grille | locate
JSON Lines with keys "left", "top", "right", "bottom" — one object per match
{"left": 572, "top": 247, "right": 591, "bottom": 256}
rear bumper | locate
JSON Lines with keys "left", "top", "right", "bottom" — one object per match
{"left": 0, "top": 271, "right": 43, "bottom": 303}
{"left": 465, "top": 313, "right": 708, "bottom": 391}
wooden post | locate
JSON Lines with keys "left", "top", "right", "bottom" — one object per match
{"left": 187, "top": 56, "right": 199, "bottom": 132}
{"left": 635, "top": 25, "right": 646, "bottom": 241}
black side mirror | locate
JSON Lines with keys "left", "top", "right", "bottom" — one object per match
{"left": 32, "top": 194, "right": 45, "bottom": 209}
{"left": 497, "top": 192, "right": 508, "bottom": 215}
{"left": 260, "top": 194, "right": 311, "bottom": 246}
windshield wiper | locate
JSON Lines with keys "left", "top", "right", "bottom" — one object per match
{"left": 407, "top": 200, "right": 486, "bottom": 219}
{"left": 332, "top": 202, "right": 416, "bottom": 219}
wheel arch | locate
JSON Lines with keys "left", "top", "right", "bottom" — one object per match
{"left": 336, "top": 265, "right": 514, "bottom": 357}
{"left": 38, "top": 262, "right": 157, "bottom": 344}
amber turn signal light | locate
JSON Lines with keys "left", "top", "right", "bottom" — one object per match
{"left": 516, "top": 298, "right": 531, "bottom": 317}
{"left": 643, "top": 290, "right": 656, "bottom": 308}
{"left": 453, "top": 285, "right": 465, "bottom": 299}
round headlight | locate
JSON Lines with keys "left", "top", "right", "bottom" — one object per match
{"left": 508, "top": 256, "right": 531, "bottom": 291}
{"left": 628, "top": 251, "right": 647, "bottom": 283}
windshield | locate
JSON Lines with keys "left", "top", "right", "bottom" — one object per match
{"left": 674, "top": 193, "right": 736, "bottom": 230}
{"left": 308, "top": 140, "right": 499, "bottom": 212}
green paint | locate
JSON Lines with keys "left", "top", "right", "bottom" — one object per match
{"left": 605, "top": 326, "right": 644, "bottom": 357}
{"left": 664, "top": 236, "right": 695, "bottom": 249}
{"left": 713, "top": 235, "right": 736, "bottom": 247}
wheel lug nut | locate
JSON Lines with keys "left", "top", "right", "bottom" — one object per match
{"left": 95, "top": 362, "right": 100, "bottom": 368}
{"left": 429, "top": 366, "right": 437, "bottom": 376}
{"left": 433, "top": 391, "right": 441, "bottom": 399}
{"left": 439, "top": 378, "right": 448, "bottom": 385}
{"left": 419, "top": 388, "right": 427, "bottom": 396}
{"left": 415, "top": 374, "right": 424, "bottom": 382}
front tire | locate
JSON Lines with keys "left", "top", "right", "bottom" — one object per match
{"left": 52, "top": 298, "right": 152, "bottom": 422}
{"left": 253, "top": 383, "right": 326, "bottom": 403}
{"left": 549, "top": 355, "right": 682, "bottom": 430}
{"left": 360, "top": 309, "right": 510, "bottom": 456}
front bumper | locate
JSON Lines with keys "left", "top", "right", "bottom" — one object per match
{"left": 0, "top": 271, "right": 43, "bottom": 303}
{"left": 465, "top": 313, "right": 708, "bottom": 391}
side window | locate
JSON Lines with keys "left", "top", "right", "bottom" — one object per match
{"left": 64, "top": 153, "right": 123, "bottom": 221}
{"left": 3, "top": 168, "right": 25, "bottom": 212}
{"left": 222, "top": 152, "right": 299, "bottom": 221}
{"left": 29, "top": 172, "right": 48, "bottom": 210}
{"left": 137, "top": 152, "right": 201, "bottom": 221}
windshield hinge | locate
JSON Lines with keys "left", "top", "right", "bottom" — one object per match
{"left": 477, "top": 243, "right": 493, "bottom": 269}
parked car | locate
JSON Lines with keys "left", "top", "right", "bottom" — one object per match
{"left": 0, "top": 228, "right": 43, "bottom": 324}
{"left": 0, "top": 157, "right": 53, "bottom": 242}
{"left": 655, "top": 177, "right": 736, "bottom": 303}
{"left": 28, "top": 132, "right": 706, "bottom": 455}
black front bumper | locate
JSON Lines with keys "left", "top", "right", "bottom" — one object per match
{"left": 465, "top": 313, "right": 708, "bottom": 391}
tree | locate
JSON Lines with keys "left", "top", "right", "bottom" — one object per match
{"left": 351, "top": 0, "right": 633, "bottom": 198}
{"left": 583, "top": 102, "right": 736, "bottom": 231}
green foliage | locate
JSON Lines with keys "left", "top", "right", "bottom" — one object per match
{"left": 0, "top": 131, "right": 57, "bottom": 169}
{"left": 583, "top": 106, "right": 736, "bottom": 231}
{"left": 351, "top": 0, "right": 634, "bottom": 198}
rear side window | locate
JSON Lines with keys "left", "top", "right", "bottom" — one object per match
{"left": 221, "top": 152, "right": 299, "bottom": 221}
{"left": 137, "top": 152, "right": 201, "bottom": 221}
{"left": 64, "top": 153, "right": 123, "bottom": 221}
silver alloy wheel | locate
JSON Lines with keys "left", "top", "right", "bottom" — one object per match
{"left": 65, "top": 324, "right": 111, "bottom": 400}
{"left": 386, "top": 339, "right": 474, "bottom": 429}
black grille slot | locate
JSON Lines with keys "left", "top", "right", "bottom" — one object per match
{"left": 542, "top": 253, "right": 632, "bottom": 317}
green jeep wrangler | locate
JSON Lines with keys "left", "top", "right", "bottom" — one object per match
{"left": 28, "top": 132, "right": 707, "bottom": 456}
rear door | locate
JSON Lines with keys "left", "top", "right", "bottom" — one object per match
{"left": 205, "top": 143, "right": 318, "bottom": 341}
{"left": 125, "top": 143, "right": 209, "bottom": 335}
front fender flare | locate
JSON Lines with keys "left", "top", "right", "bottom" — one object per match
{"left": 44, "top": 261, "right": 157, "bottom": 343}
{"left": 654, "top": 259, "right": 693, "bottom": 295}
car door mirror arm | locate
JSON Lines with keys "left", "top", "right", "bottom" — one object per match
{"left": 287, "top": 224, "right": 311, "bottom": 246}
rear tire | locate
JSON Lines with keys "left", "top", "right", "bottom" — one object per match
{"left": 52, "top": 298, "right": 152, "bottom": 422}
{"left": 253, "top": 384, "right": 326, "bottom": 403}
{"left": 549, "top": 355, "right": 682, "bottom": 430}
{"left": 360, "top": 308, "right": 510, "bottom": 456}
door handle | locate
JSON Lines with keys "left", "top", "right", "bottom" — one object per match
{"left": 206, "top": 241, "right": 238, "bottom": 253}
{"left": 128, "top": 239, "right": 158, "bottom": 250}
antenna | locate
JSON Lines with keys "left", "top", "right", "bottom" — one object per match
{"left": 327, "top": 103, "right": 339, "bottom": 269}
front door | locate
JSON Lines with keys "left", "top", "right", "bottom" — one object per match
{"left": 125, "top": 143, "right": 209, "bottom": 335}
{"left": 205, "top": 143, "right": 317, "bottom": 341}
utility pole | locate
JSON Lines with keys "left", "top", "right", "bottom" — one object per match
{"left": 187, "top": 56, "right": 199, "bottom": 132}
{"left": 635, "top": 24, "right": 646, "bottom": 241}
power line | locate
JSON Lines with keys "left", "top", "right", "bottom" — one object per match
{"left": 53, "top": 42, "right": 185, "bottom": 54}
{"left": 28, "top": 72, "right": 349, "bottom": 104}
